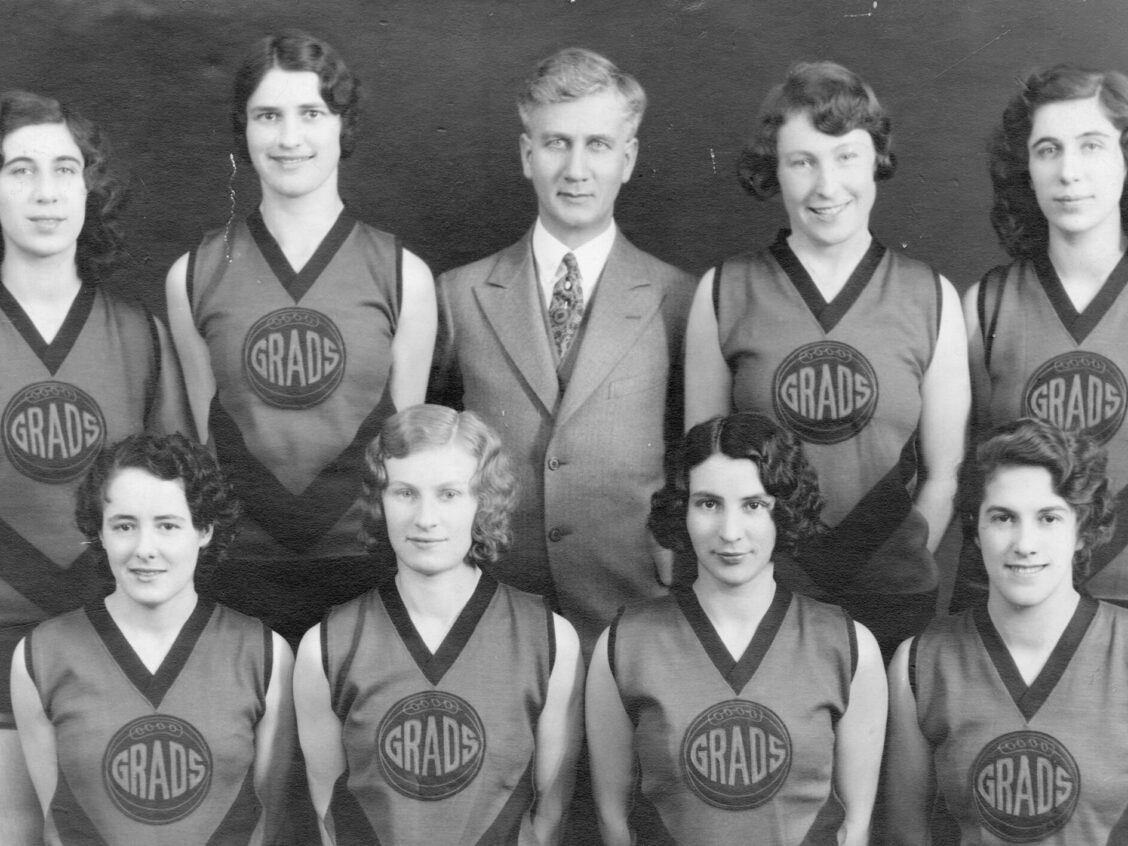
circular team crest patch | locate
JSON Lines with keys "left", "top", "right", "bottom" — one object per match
{"left": 1023, "top": 352, "right": 1126, "bottom": 444}
{"left": 681, "top": 699, "right": 791, "bottom": 810}
{"left": 772, "top": 341, "right": 878, "bottom": 445}
{"left": 378, "top": 691, "right": 486, "bottom": 801}
{"left": 970, "top": 730, "right": 1080, "bottom": 842}
{"left": 243, "top": 308, "right": 346, "bottom": 409}
{"left": 103, "top": 714, "right": 212, "bottom": 825}
{"left": 2, "top": 381, "right": 105, "bottom": 483}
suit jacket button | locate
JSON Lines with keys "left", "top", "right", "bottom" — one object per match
{"left": 548, "top": 527, "right": 563, "bottom": 542}
{"left": 547, "top": 457, "right": 560, "bottom": 471}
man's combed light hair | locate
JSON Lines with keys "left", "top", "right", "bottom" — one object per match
{"left": 517, "top": 47, "right": 647, "bottom": 137}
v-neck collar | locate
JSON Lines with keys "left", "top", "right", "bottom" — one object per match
{"left": 768, "top": 229, "right": 886, "bottom": 333}
{"left": 246, "top": 206, "right": 356, "bottom": 303}
{"left": 87, "top": 598, "right": 215, "bottom": 709}
{"left": 1033, "top": 250, "right": 1128, "bottom": 344}
{"left": 380, "top": 571, "right": 499, "bottom": 686}
{"left": 0, "top": 282, "right": 96, "bottom": 375}
{"left": 974, "top": 597, "right": 1098, "bottom": 722}
{"left": 675, "top": 584, "right": 792, "bottom": 695}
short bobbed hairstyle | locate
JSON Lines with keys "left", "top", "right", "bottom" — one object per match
{"left": 649, "top": 412, "right": 824, "bottom": 558}
{"left": 957, "top": 417, "right": 1115, "bottom": 581}
{"left": 517, "top": 47, "right": 647, "bottom": 137}
{"left": 988, "top": 64, "right": 1128, "bottom": 258}
{"left": 232, "top": 31, "right": 361, "bottom": 163}
{"left": 359, "top": 404, "right": 517, "bottom": 569}
{"left": 74, "top": 433, "right": 241, "bottom": 590}
{"left": 738, "top": 61, "right": 896, "bottom": 200}
{"left": 0, "top": 90, "right": 127, "bottom": 280}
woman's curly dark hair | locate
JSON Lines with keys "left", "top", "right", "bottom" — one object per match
{"left": 74, "top": 432, "right": 241, "bottom": 591}
{"left": 232, "top": 31, "right": 361, "bottom": 163}
{"left": 359, "top": 404, "right": 518, "bottom": 569}
{"left": 988, "top": 65, "right": 1128, "bottom": 259}
{"left": 957, "top": 417, "right": 1115, "bottom": 583}
{"left": 737, "top": 61, "right": 896, "bottom": 200}
{"left": 649, "top": 412, "right": 824, "bottom": 559}
{"left": 0, "top": 90, "right": 128, "bottom": 280}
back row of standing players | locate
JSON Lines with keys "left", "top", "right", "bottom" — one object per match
{"left": 0, "top": 27, "right": 1126, "bottom": 843}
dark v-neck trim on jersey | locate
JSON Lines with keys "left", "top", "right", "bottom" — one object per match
{"left": 246, "top": 206, "right": 356, "bottom": 303}
{"left": 675, "top": 584, "right": 792, "bottom": 695}
{"left": 381, "top": 571, "right": 498, "bottom": 686}
{"left": 1033, "top": 250, "right": 1128, "bottom": 344}
{"left": 0, "top": 282, "right": 96, "bottom": 375}
{"left": 974, "top": 596, "right": 1098, "bottom": 722}
{"left": 768, "top": 229, "right": 887, "bottom": 333}
{"left": 87, "top": 598, "right": 215, "bottom": 709}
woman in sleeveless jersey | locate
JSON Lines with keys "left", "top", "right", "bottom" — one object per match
{"left": 11, "top": 433, "right": 293, "bottom": 846}
{"left": 293, "top": 404, "right": 583, "bottom": 846}
{"left": 684, "top": 62, "right": 969, "bottom": 661}
{"left": 887, "top": 418, "right": 1128, "bottom": 844}
{"left": 0, "top": 91, "right": 188, "bottom": 844}
{"left": 586, "top": 412, "right": 885, "bottom": 846}
{"left": 951, "top": 65, "right": 1128, "bottom": 612}
{"left": 165, "top": 32, "right": 437, "bottom": 648}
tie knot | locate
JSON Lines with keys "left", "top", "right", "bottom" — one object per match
{"left": 556, "top": 252, "right": 581, "bottom": 292}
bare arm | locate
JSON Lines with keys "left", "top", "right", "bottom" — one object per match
{"left": 293, "top": 625, "right": 346, "bottom": 846}
{"left": 532, "top": 614, "right": 584, "bottom": 846}
{"left": 915, "top": 275, "right": 970, "bottom": 552}
{"left": 165, "top": 253, "right": 217, "bottom": 442}
{"left": 684, "top": 269, "right": 732, "bottom": 430}
{"left": 834, "top": 622, "right": 888, "bottom": 846}
{"left": 389, "top": 249, "right": 437, "bottom": 411}
{"left": 10, "top": 638, "right": 56, "bottom": 824}
{"left": 250, "top": 632, "right": 295, "bottom": 846}
{"left": 585, "top": 627, "right": 635, "bottom": 846}
{"left": 885, "top": 637, "right": 936, "bottom": 846}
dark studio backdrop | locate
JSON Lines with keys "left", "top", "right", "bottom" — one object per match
{"left": 2, "top": 0, "right": 1127, "bottom": 310}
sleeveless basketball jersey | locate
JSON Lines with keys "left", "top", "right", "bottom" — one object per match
{"left": 611, "top": 587, "right": 856, "bottom": 846}
{"left": 0, "top": 284, "right": 186, "bottom": 720}
{"left": 974, "top": 255, "right": 1128, "bottom": 603}
{"left": 190, "top": 209, "right": 400, "bottom": 561}
{"left": 716, "top": 233, "right": 940, "bottom": 598}
{"left": 913, "top": 600, "right": 1128, "bottom": 844}
{"left": 322, "top": 573, "right": 554, "bottom": 845}
{"left": 26, "top": 599, "right": 272, "bottom": 845}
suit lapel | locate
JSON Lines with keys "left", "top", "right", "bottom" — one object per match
{"left": 557, "top": 235, "right": 662, "bottom": 426}
{"left": 473, "top": 234, "right": 559, "bottom": 415}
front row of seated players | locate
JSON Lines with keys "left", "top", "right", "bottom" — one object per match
{"left": 9, "top": 410, "right": 1126, "bottom": 844}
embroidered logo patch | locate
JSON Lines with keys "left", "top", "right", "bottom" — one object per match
{"left": 681, "top": 699, "right": 791, "bottom": 810}
{"left": 243, "top": 308, "right": 346, "bottom": 409}
{"left": 1023, "top": 352, "right": 1126, "bottom": 444}
{"left": 772, "top": 341, "right": 878, "bottom": 444}
{"left": 970, "top": 730, "right": 1079, "bottom": 842}
{"left": 378, "top": 691, "right": 486, "bottom": 801}
{"left": 103, "top": 715, "right": 212, "bottom": 824}
{"left": 2, "top": 381, "right": 105, "bottom": 483}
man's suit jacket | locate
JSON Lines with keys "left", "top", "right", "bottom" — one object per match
{"left": 431, "top": 228, "right": 694, "bottom": 654}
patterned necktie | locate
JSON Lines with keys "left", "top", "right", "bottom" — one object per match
{"left": 548, "top": 252, "right": 584, "bottom": 359}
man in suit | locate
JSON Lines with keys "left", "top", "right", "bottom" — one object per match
{"left": 431, "top": 47, "right": 694, "bottom": 657}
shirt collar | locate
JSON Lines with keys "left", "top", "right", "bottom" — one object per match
{"left": 532, "top": 218, "right": 617, "bottom": 303}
